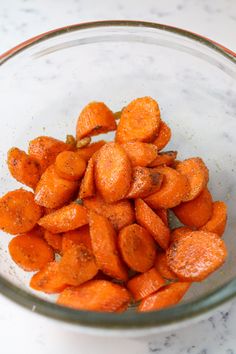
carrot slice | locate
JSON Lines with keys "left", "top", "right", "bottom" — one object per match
{"left": 200, "top": 201, "right": 227, "bottom": 236}
{"left": 57, "top": 280, "right": 131, "bottom": 312}
{"left": 127, "top": 267, "right": 165, "bottom": 301}
{"left": 77, "top": 141, "right": 106, "bottom": 162}
{"left": 30, "top": 261, "right": 67, "bottom": 293}
{"left": 94, "top": 142, "right": 132, "bottom": 202}
{"left": 89, "top": 211, "right": 128, "bottom": 281}
{"left": 76, "top": 102, "right": 117, "bottom": 139}
{"left": 171, "top": 226, "right": 192, "bottom": 243}
{"left": 152, "top": 121, "right": 171, "bottom": 151}
{"left": 149, "top": 151, "right": 177, "bottom": 167}
{"left": 126, "top": 167, "right": 163, "bottom": 199}
{"left": 167, "top": 230, "right": 227, "bottom": 281}
{"left": 62, "top": 226, "right": 92, "bottom": 253}
{"left": 44, "top": 230, "right": 62, "bottom": 253}
{"left": 55, "top": 151, "right": 86, "bottom": 181}
{"left": 116, "top": 97, "right": 160, "bottom": 143}
{"left": 38, "top": 202, "right": 88, "bottom": 233}
{"left": 155, "top": 209, "right": 168, "bottom": 226}
{"left": 155, "top": 252, "right": 177, "bottom": 280}
{"left": 35, "top": 164, "right": 79, "bottom": 208}
{"left": 9, "top": 234, "right": 54, "bottom": 271}
{"left": 173, "top": 188, "right": 213, "bottom": 228}
{"left": 138, "top": 282, "right": 191, "bottom": 312}
{"left": 0, "top": 189, "right": 43, "bottom": 235}
{"left": 176, "top": 157, "right": 209, "bottom": 202}
{"left": 121, "top": 142, "right": 158, "bottom": 167}
{"left": 59, "top": 244, "right": 98, "bottom": 286}
{"left": 135, "top": 198, "right": 170, "bottom": 250}
{"left": 79, "top": 158, "right": 95, "bottom": 199}
{"left": 118, "top": 223, "right": 156, "bottom": 273}
{"left": 144, "top": 166, "right": 189, "bottom": 209}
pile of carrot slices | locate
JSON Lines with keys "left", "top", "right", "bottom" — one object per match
{"left": 0, "top": 97, "right": 228, "bottom": 313}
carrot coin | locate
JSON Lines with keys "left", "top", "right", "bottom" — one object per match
{"left": 79, "top": 158, "right": 95, "bottom": 199}
{"left": 155, "top": 209, "right": 168, "bottom": 226}
{"left": 200, "top": 201, "right": 227, "bottom": 236}
{"left": 62, "top": 226, "right": 92, "bottom": 253}
{"left": 77, "top": 140, "right": 106, "bottom": 162}
{"left": 121, "top": 142, "right": 158, "bottom": 167}
{"left": 171, "top": 226, "right": 192, "bottom": 243}
{"left": 55, "top": 151, "right": 86, "bottom": 181}
{"left": 154, "top": 252, "right": 177, "bottom": 280}
{"left": 149, "top": 151, "right": 177, "bottom": 167}
{"left": 44, "top": 230, "right": 62, "bottom": 253}
{"left": 152, "top": 120, "right": 171, "bottom": 151}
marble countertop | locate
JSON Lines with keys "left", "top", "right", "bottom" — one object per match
{"left": 0, "top": 0, "right": 236, "bottom": 353}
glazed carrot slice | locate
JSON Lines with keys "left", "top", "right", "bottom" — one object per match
{"left": 171, "top": 226, "right": 192, "bottom": 243}
{"left": 176, "top": 157, "right": 209, "bottom": 202}
{"left": 144, "top": 166, "right": 189, "bottom": 209}
{"left": 44, "top": 230, "right": 62, "bottom": 253}
{"left": 62, "top": 226, "right": 92, "bottom": 253}
{"left": 152, "top": 121, "right": 171, "bottom": 151}
{"left": 9, "top": 234, "right": 54, "bottom": 271}
{"left": 121, "top": 142, "right": 158, "bottom": 167}
{"left": 57, "top": 280, "right": 131, "bottom": 312}
{"left": 38, "top": 202, "right": 88, "bottom": 233}
{"left": 116, "top": 97, "right": 161, "bottom": 143}
{"left": 30, "top": 261, "right": 67, "bottom": 293}
{"left": 0, "top": 189, "right": 43, "bottom": 234}
{"left": 89, "top": 211, "right": 128, "bottom": 281}
{"left": 138, "top": 282, "right": 191, "bottom": 312}
{"left": 155, "top": 209, "right": 168, "bottom": 226}
{"left": 126, "top": 167, "right": 163, "bottom": 199}
{"left": 118, "top": 223, "right": 156, "bottom": 273}
{"left": 166, "top": 230, "right": 227, "bottom": 281}
{"left": 173, "top": 188, "right": 213, "bottom": 228}
{"left": 149, "top": 151, "right": 177, "bottom": 167}
{"left": 154, "top": 253, "right": 177, "bottom": 280}
{"left": 55, "top": 151, "right": 86, "bottom": 181}
{"left": 135, "top": 198, "right": 170, "bottom": 250}
{"left": 94, "top": 142, "right": 132, "bottom": 203}
{"left": 35, "top": 165, "right": 79, "bottom": 208}
{"left": 7, "top": 147, "right": 41, "bottom": 189}
{"left": 200, "top": 201, "right": 227, "bottom": 236}
{"left": 127, "top": 267, "right": 165, "bottom": 301}
{"left": 79, "top": 158, "right": 95, "bottom": 199}
{"left": 76, "top": 102, "right": 117, "bottom": 139}
{"left": 77, "top": 140, "right": 106, "bottom": 162}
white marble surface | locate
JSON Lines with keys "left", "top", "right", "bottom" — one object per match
{"left": 0, "top": 0, "right": 236, "bottom": 353}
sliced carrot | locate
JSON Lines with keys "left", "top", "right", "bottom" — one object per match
{"left": 89, "top": 211, "right": 128, "bottom": 281}
{"left": 116, "top": 97, "right": 160, "bottom": 143}
{"left": 35, "top": 164, "right": 79, "bottom": 208}
{"left": 30, "top": 261, "right": 67, "bottom": 293}
{"left": 135, "top": 198, "right": 170, "bottom": 250}
{"left": 127, "top": 267, "right": 165, "bottom": 301}
{"left": 200, "top": 201, "right": 227, "bottom": 236}
{"left": 55, "top": 151, "right": 86, "bottom": 181}
{"left": 166, "top": 230, "right": 227, "bottom": 281}
{"left": 44, "top": 230, "right": 62, "bottom": 253}
{"left": 62, "top": 226, "right": 92, "bottom": 253}
{"left": 152, "top": 121, "right": 171, "bottom": 151}
{"left": 59, "top": 244, "right": 98, "bottom": 286}
{"left": 144, "top": 166, "right": 189, "bottom": 209}
{"left": 176, "top": 157, "right": 209, "bottom": 202}
{"left": 76, "top": 102, "right": 117, "bottom": 139}
{"left": 155, "top": 209, "right": 168, "bottom": 226}
{"left": 126, "top": 167, "right": 163, "bottom": 199}
{"left": 38, "top": 202, "right": 88, "bottom": 233}
{"left": 79, "top": 158, "right": 95, "bottom": 199}
{"left": 57, "top": 280, "right": 131, "bottom": 312}
{"left": 149, "top": 151, "right": 177, "bottom": 167}
{"left": 155, "top": 252, "right": 177, "bottom": 280}
{"left": 171, "top": 226, "right": 192, "bottom": 243}
{"left": 121, "top": 142, "right": 158, "bottom": 167}
{"left": 94, "top": 142, "right": 132, "bottom": 203}
{"left": 173, "top": 188, "right": 213, "bottom": 228}
{"left": 9, "top": 234, "right": 54, "bottom": 271}
{"left": 138, "top": 282, "right": 191, "bottom": 312}
{"left": 77, "top": 140, "right": 106, "bottom": 162}
{"left": 118, "top": 223, "right": 156, "bottom": 273}
{"left": 0, "top": 189, "right": 43, "bottom": 235}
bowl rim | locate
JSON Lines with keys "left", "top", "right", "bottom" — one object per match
{"left": 0, "top": 20, "right": 236, "bottom": 331}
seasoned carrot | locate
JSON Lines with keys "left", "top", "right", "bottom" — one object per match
{"left": 154, "top": 252, "right": 177, "bottom": 280}
{"left": 138, "top": 282, "right": 191, "bottom": 312}
{"left": 200, "top": 201, "right": 227, "bottom": 236}
{"left": 173, "top": 188, "right": 213, "bottom": 228}
{"left": 57, "top": 280, "right": 131, "bottom": 312}
{"left": 7, "top": 147, "right": 41, "bottom": 189}
{"left": 176, "top": 157, "right": 209, "bottom": 202}
{"left": 62, "top": 226, "right": 92, "bottom": 253}
{"left": 116, "top": 97, "right": 160, "bottom": 143}
{"left": 94, "top": 142, "right": 132, "bottom": 202}
{"left": 171, "top": 226, "right": 192, "bottom": 243}
{"left": 28, "top": 136, "right": 72, "bottom": 172}
{"left": 78, "top": 158, "right": 95, "bottom": 199}
{"left": 167, "top": 230, "right": 227, "bottom": 281}
{"left": 9, "top": 234, "right": 54, "bottom": 271}
{"left": 35, "top": 165, "right": 79, "bottom": 208}
{"left": 127, "top": 267, "right": 165, "bottom": 301}
{"left": 121, "top": 142, "right": 158, "bottom": 167}
{"left": 89, "top": 211, "right": 128, "bottom": 281}
{"left": 77, "top": 140, "right": 105, "bottom": 161}
{"left": 44, "top": 230, "right": 62, "bottom": 253}
{"left": 149, "top": 151, "right": 177, "bottom": 167}
{"left": 152, "top": 121, "right": 171, "bottom": 151}
{"left": 30, "top": 261, "right": 67, "bottom": 293}
{"left": 0, "top": 189, "right": 43, "bottom": 234}
{"left": 135, "top": 198, "right": 170, "bottom": 250}
{"left": 144, "top": 166, "right": 189, "bottom": 209}
{"left": 155, "top": 209, "right": 168, "bottom": 226}
{"left": 55, "top": 151, "right": 86, "bottom": 181}
{"left": 118, "top": 223, "right": 156, "bottom": 273}
{"left": 84, "top": 194, "right": 135, "bottom": 231}
{"left": 76, "top": 102, "right": 117, "bottom": 139}
{"left": 38, "top": 202, "right": 88, "bottom": 233}
{"left": 126, "top": 167, "right": 163, "bottom": 199}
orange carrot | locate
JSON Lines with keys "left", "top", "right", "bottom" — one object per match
{"left": 171, "top": 226, "right": 192, "bottom": 243}
{"left": 149, "top": 151, "right": 177, "bottom": 167}
{"left": 155, "top": 209, "right": 168, "bottom": 226}
{"left": 152, "top": 121, "right": 171, "bottom": 151}
{"left": 62, "top": 226, "right": 92, "bottom": 253}
{"left": 77, "top": 141, "right": 106, "bottom": 162}
{"left": 30, "top": 225, "right": 45, "bottom": 238}
{"left": 155, "top": 252, "right": 177, "bottom": 280}
{"left": 200, "top": 201, "right": 227, "bottom": 236}
{"left": 79, "top": 158, "right": 95, "bottom": 199}
{"left": 121, "top": 142, "right": 158, "bottom": 167}
{"left": 44, "top": 230, "right": 62, "bottom": 253}
{"left": 55, "top": 151, "right": 86, "bottom": 181}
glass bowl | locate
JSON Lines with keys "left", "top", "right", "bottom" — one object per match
{"left": 0, "top": 21, "right": 236, "bottom": 336}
